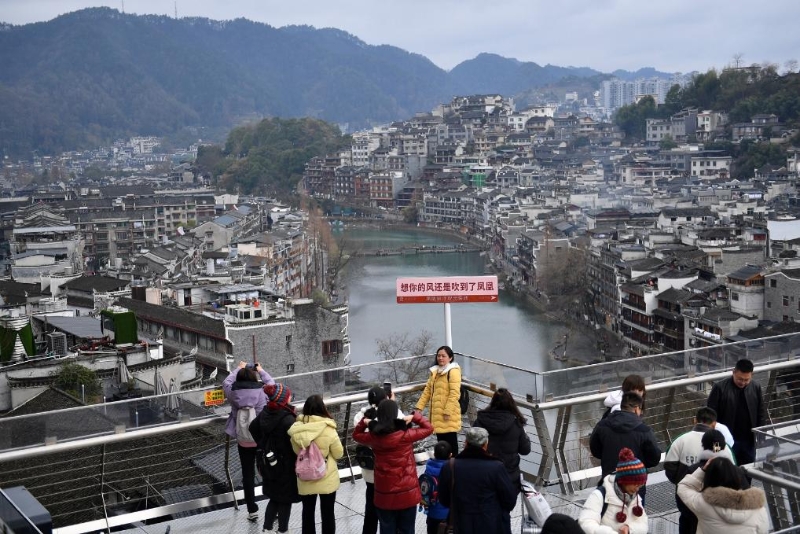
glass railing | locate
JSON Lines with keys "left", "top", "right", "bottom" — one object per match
{"left": 0, "top": 355, "right": 433, "bottom": 453}
{"left": 538, "top": 331, "right": 800, "bottom": 400}
{"left": 4, "top": 332, "right": 800, "bottom": 454}
{"left": 754, "top": 420, "right": 800, "bottom": 483}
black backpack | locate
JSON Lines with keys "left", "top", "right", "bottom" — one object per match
{"left": 448, "top": 370, "right": 470, "bottom": 415}
{"left": 355, "top": 445, "right": 375, "bottom": 470}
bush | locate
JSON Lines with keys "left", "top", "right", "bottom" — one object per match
{"left": 53, "top": 363, "right": 102, "bottom": 400}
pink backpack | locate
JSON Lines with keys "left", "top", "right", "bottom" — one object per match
{"left": 295, "top": 441, "right": 327, "bottom": 481}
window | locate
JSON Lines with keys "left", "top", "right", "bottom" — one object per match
{"left": 286, "top": 334, "right": 292, "bottom": 349}
{"left": 286, "top": 363, "right": 295, "bottom": 374}
{"left": 770, "top": 279, "right": 777, "bottom": 288}
{"left": 322, "top": 340, "right": 342, "bottom": 359}
{"left": 767, "top": 302, "right": 772, "bottom": 309}
{"left": 784, "top": 315, "right": 789, "bottom": 322}
{"left": 731, "top": 292, "right": 739, "bottom": 301}
{"left": 784, "top": 296, "right": 789, "bottom": 307}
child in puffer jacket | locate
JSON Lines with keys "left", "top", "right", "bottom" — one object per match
{"left": 420, "top": 441, "right": 452, "bottom": 534}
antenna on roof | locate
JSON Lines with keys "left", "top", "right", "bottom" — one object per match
{"left": 174, "top": 1, "right": 178, "bottom": 18}
{"left": 121, "top": 0, "right": 124, "bottom": 14}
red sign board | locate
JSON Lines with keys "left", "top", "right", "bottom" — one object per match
{"left": 396, "top": 275, "right": 499, "bottom": 304}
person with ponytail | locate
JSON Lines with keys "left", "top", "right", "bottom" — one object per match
{"left": 579, "top": 447, "right": 650, "bottom": 534}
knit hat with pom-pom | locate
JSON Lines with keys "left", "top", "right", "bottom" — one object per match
{"left": 614, "top": 447, "right": 647, "bottom": 487}
{"left": 264, "top": 383, "right": 292, "bottom": 409}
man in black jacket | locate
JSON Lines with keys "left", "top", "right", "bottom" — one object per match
{"left": 438, "top": 427, "right": 516, "bottom": 534}
{"left": 707, "top": 358, "right": 766, "bottom": 466}
{"left": 590, "top": 392, "right": 662, "bottom": 478}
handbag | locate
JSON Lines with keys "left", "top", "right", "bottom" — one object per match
{"left": 437, "top": 458, "right": 456, "bottom": 534}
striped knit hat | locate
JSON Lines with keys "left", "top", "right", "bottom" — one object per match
{"left": 615, "top": 447, "right": 647, "bottom": 487}
{"left": 264, "top": 383, "right": 292, "bottom": 409}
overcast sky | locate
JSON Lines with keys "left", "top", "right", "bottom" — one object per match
{"left": 2, "top": 0, "right": 798, "bottom": 73}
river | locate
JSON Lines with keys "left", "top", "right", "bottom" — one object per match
{"left": 340, "top": 227, "right": 567, "bottom": 373}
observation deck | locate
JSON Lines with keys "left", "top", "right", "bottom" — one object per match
{"left": 1, "top": 334, "right": 800, "bottom": 534}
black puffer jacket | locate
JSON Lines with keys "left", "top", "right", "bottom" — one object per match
{"left": 473, "top": 409, "right": 531, "bottom": 494}
{"left": 249, "top": 406, "right": 300, "bottom": 503}
{"left": 589, "top": 409, "right": 662, "bottom": 477}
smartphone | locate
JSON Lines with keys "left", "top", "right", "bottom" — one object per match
{"left": 383, "top": 381, "right": 392, "bottom": 396}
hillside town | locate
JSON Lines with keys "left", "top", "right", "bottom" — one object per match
{"left": 0, "top": 82, "right": 799, "bottom": 411}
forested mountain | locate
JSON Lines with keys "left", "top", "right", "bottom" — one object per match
{"left": 0, "top": 8, "right": 665, "bottom": 158}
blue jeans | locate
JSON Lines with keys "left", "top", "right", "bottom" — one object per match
{"left": 376, "top": 506, "right": 416, "bottom": 534}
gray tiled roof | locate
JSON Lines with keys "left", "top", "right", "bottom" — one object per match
{"left": 115, "top": 297, "right": 226, "bottom": 339}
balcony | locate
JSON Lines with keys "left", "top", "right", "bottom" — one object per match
{"left": 620, "top": 316, "right": 653, "bottom": 333}
{"left": 620, "top": 296, "right": 646, "bottom": 312}
{"left": 1, "top": 339, "right": 800, "bottom": 533}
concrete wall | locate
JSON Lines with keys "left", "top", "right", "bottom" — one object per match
{"left": 764, "top": 272, "right": 800, "bottom": 322}
{"left": 225, "top": 302, "right": 348, "bottom": 400}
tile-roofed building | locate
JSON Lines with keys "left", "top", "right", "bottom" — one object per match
{"left": 62, "top": 275, "right": 131, "bottom": 294}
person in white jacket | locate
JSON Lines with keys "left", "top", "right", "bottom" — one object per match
{"left": 677, "top": 457, "right": 768, "bottom": 534}
{"left": 579, "top": 447, "right": 649, "bottom": 534}
{"left": 602, "top": 375, "right": 646, "bottom": 417}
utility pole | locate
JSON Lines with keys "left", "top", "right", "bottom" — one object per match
{"left": 174, "top": 1, "right": 178, "bottom": 18}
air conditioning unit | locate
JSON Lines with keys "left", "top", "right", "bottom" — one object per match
{"left": 47, "top": 332, "right": 67, "bottom": 356}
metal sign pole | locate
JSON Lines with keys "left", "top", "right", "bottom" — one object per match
{"left": 444, "top": 303, "right": 453, "bottom": 348}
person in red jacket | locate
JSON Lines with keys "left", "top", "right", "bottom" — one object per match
{"left": 353, "top": 399, "right": 433, "bottom": 534}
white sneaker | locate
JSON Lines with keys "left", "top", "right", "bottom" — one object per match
{"left": 247, "top": 512, "right": 259, "bottom": 522}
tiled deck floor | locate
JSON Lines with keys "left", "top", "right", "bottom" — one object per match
{"left": 118, "top": 471, "right": 681, "bottom": 534}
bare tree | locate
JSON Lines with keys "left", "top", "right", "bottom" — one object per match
{"left": 732, "top": 53, "right": 744, "bottom": 69}
{"left": 784, "top": 59, "right": 798, "bottom": 74}
{"left": 372, "top": 330, "right": 434, "bottom": 412}
{"left": 374, "top": 330, "right": 434, "bottom": 383}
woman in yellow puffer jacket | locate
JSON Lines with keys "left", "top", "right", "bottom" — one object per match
{"left": 288, "top": 395, "right": 343, "bottom": 534}
{"left": 415, "top": 345, "right": 462, "bottom": 453}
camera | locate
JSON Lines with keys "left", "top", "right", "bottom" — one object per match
{"left": 383, "top": 381, "right": 392, "bottom": 396}
{"left": 246, "top": 362, "right": 258, "bottom": 370}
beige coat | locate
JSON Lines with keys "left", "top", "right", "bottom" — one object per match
{"left": 677, "top": 468, "right": 769, "bottom": 534}
{"left": 415, "top": 363, "right": 462, "bottom": 434}
{"left": 287, "top": 415, "right": 344, "bottom": 495}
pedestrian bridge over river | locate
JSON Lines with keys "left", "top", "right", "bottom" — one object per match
{"left": 1, "top": 335, "right": 799, "bottom": 534}
{"left": 354, "top": 244, "right": 485, "bottom": 257}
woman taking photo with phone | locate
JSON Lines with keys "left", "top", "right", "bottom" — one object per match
{"left": 223, "top": 361, "right": 274, "bottom": 522}
{"left": 415, "top": 345, "right": 462, "bottom": 453}
{"left": 353, "top": 399, "right": 433, "bottom": 534}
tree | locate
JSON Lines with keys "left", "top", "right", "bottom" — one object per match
{"left": 53, "top": 363, "right": 102, "bottom": 401}
{"left": 402, "top": 204, "right": 419, "bottom": 224}
{"left": 614, "top": 96, "right": 657, "bottom": 141}
{"left": 373, "top": 330, "right": 434, "bottom": 412}
{"left": 536, "top": 243, "right": 588, "bottom": 313}
{"left": 659, "top": 134, "right": 678, "bottom": 150}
